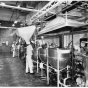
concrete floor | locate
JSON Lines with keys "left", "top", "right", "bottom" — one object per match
{"left": 0, "top": 52, "right": 51, "bottom": 87}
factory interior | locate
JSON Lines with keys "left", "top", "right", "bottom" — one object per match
{"left": 1, "top": 0, "right": 88, "bottom": 87}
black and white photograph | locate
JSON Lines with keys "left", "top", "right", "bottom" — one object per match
{"left": 0, "top": 0, "right": 88, "bottom": 87}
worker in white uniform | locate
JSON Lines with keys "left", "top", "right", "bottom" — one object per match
{"left": 12, "top": 42, "right": 16, "bottom": 57}
{"left": 17, "top": 44, "right": 20, "bottom": 58}
{"left": 26, "top": 42, "right": 34, "bottom": 74}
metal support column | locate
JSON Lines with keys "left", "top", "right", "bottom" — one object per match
{"left": 46, "top": 47, "right": 49, "bottom": 85}
{"left": 37, "top": 48, "right": 39, "bottom": 73}
{"left": 71, "top": 28, "right": 74, "bottom": 84}
{"left": 57, "top": 49, "right": 59, "bottom": 87}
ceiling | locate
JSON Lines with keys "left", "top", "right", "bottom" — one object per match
{"left": 59, "top": 1, "right": 88, "bottom": 22}
{"left": 0, "top": 1, "right": 88, "bottom": 29}
{"left": 39, "top": 1, "right": 88, "bottom": 30}
{"left": 0, "top": 1, "right": 48, "bottom": 28}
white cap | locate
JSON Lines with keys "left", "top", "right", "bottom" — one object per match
{"left": 74, "top": 45, "right": 80, "bottom": 52}
{"left": 26, "top": 42, "right": 30, "bottom": 44}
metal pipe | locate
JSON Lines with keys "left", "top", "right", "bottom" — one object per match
{"left": 37, "top": 48, "right": 39, "bottom": 73}
{"left": 0, "top": 26, "right": 16, "bottom": 29}
{"left": 10, "top": 9, "right": 14, "bottom": 22}
{"left": 10, "top": 1, "right": 18, "bottom": 22}
{"left": 61, "top": 1, "right": 80, "bottom": 13}
{"left": 46, "top": 47, "right": 49, "bottom": 85}
{"left": 71, "top": 28, "right": 74, "bottom": 84}
{"left": 0, "top": 4, "right": 39, "bottom": 12}
{"left": 57, "top": 49, "right": 59, "bottom": 87}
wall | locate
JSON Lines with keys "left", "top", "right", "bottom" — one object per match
{"left": 0, "top": 28, "right": 16, "bottom": 53}
{"left": 44, "top": 36, "right": 60, "bottom": 46}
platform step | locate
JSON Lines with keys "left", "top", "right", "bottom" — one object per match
{"left": 41, "top": 77, "right": 47, "bottom": 80}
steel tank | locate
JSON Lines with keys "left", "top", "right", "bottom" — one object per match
{"left": 32, "top": 48, "right": 38, "bottom": 61}
{"left": 32, "top": 47, "right": 71, "bottom": 70}
{"left": 48, "top": 48, "right": 71, "bottom": 70}
{"left": 32, "top": 47, "right": 47, "bottom": 63}
{"left": 38, "top": 48, "right": 47, "bottom": 64}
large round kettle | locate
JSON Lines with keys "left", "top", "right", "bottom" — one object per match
{"left": 48, "top": 48, "right": 71, "bottom": 70}
{"left": 33, "top": 47, "right": 71, "bottom": 70}
{"left": 58, "top": 49, "right": 71, "bottom": 70}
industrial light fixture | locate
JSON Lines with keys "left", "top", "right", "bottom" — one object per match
{"left": 17, "top": 5, "right": 20, "bottom": 8}
{"left": 14, "top": 20, "right": 18, "bottom": 24}
{"left": 12, "top": 24, "right": 15, "bottom": 27}
{"left": 1, "top": 2, "right": 5, "bottom": 5}
{"left": 20, "top": 23, "right": 23, "bottom": 26}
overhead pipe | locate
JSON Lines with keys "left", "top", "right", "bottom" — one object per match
{"left": 61, "top": 1, "right": 80, "bottom": 13}
{"left": 0, "top": 4, "right": 39, "bottom": 12}
{"left": 10, "top": 1, "right": 18, "bottom": 22}
{"left": 0, "top": 26, "right": 16, "bottom": 29}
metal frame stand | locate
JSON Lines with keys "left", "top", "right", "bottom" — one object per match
{"left": 71, "top": 28, "right": 74, "bottom": 85}
{"left": 57, "top": 50, "right": 59, "bottom": 87}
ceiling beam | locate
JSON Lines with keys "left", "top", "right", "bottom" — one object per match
{"left": 76, "top": 16, "right": 86, "bottom": 21}
{"left": 0, "top": 4, "right": 39, "bottom": 12}
{"left": 48, "top": 11, "right": 56, "bottom": 14}
{"left": 27, "top": 1, "right": 63, "bottom": 25}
